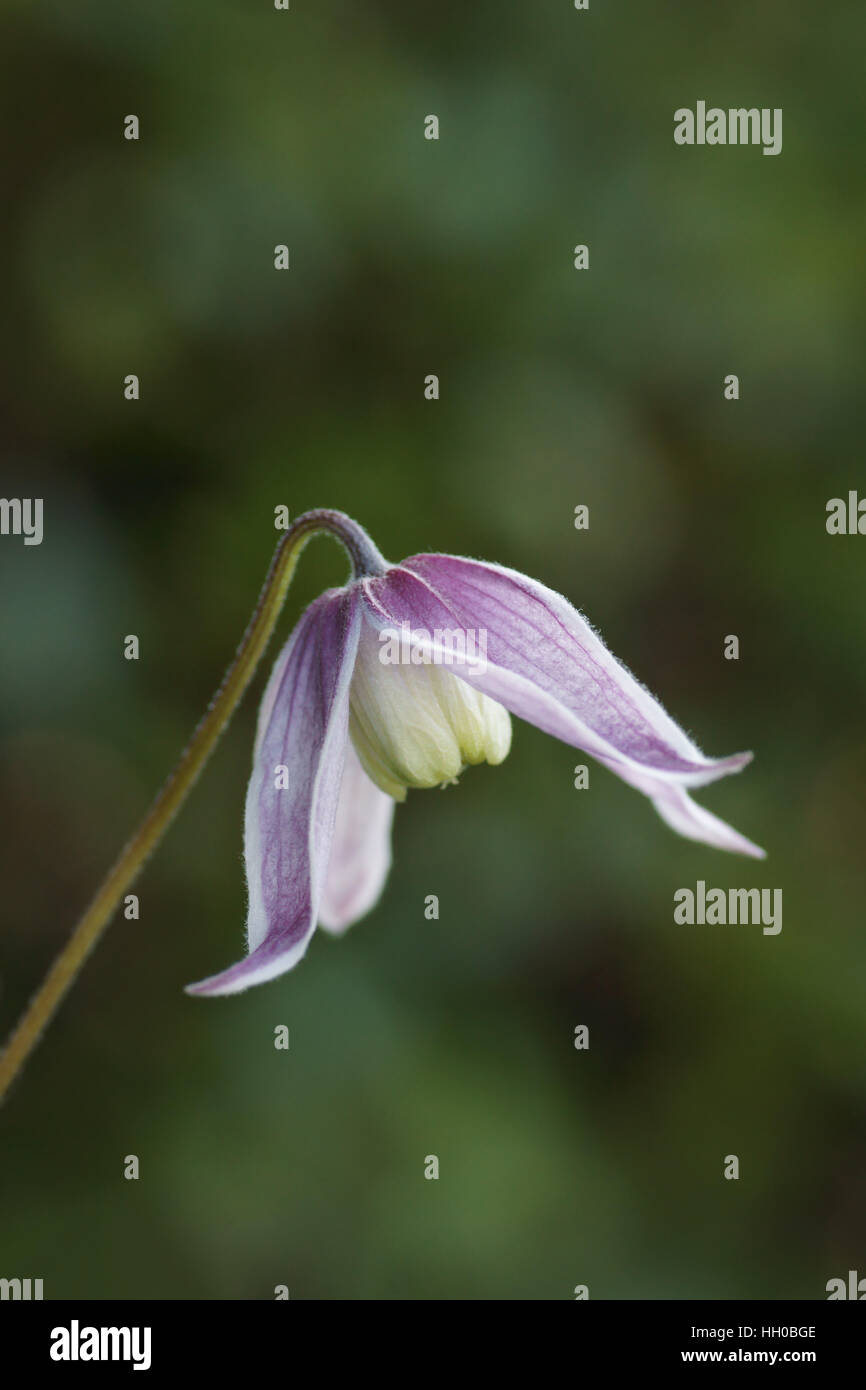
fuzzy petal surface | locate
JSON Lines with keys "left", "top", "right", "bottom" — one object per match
{"left": 361, "top": 556, "right": 763, "bottom": 857}
{"left": 187, "top": 587, "right": 362, "bottom": 996}
{"left": 318, "top": 738, "right": 395, "bottom": 933}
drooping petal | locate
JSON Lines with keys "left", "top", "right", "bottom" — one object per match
{"left": 318, "top": 738, "right": 395, "bottom": 933}
{"left": 361, "top": 556, "right": 763, "bottom": 858}
{"left": 650, "top": 783, "right": 763, "bottom": 858}
{"left": 186, "top": 586, "right": 363, "bottom": 996}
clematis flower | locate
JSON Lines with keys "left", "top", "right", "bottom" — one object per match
{"left": 187, "top": 511, "right": 762, "bottom": 996}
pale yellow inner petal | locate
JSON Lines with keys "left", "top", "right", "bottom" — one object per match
{"left": 348, "top": 624, "right": 511, "bottom": 800}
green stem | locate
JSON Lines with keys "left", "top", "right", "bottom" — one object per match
{"left": 0, "top": 509, "right": 384, "bottom": 1105}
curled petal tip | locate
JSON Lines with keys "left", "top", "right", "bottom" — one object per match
{"left": 184, "top": 935, "right": 315, "bottom": 996}
{"left": 184, "top": 979, "right": 222, "bottom": 999}
{"left": 729, "top": 749, "right": 754, "bottom": 771}
{"left": 652, "top": 784, "right": 764, "bottom": 859}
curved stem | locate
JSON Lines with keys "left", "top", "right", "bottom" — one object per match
{"left": 0, "top": 509, "right": 384, "bottom": 1105}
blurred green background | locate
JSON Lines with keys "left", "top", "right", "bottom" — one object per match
{"left": 1, "top": 0, "right": 865, "bottom": 1300}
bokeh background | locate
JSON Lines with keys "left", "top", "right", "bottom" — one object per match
{"left": 1, "top": 0, "right": 864, "bottom": 1300}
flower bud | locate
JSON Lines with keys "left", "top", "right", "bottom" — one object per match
{"left": 348, "top": 623, "right": 511, "bottom": 800}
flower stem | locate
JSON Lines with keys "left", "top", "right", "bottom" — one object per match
{"left": 0, "top": 509, "right": 381, "bottom": 1105}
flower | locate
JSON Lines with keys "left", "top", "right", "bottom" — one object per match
{"left": 187, "top": 512, "right": 762, "bottom": 996}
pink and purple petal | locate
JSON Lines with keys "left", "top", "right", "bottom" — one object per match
{"left": 318, "top": 739, "right": 395, "bottom": 933}
{"left": 651, "top": 783, "right": 764, "bottom": 858}
{"left": 186, "top": 587, "right": 363, "bottom": 996}
{"left": 362, "top": 555, "right": 763, "bottom": 858}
